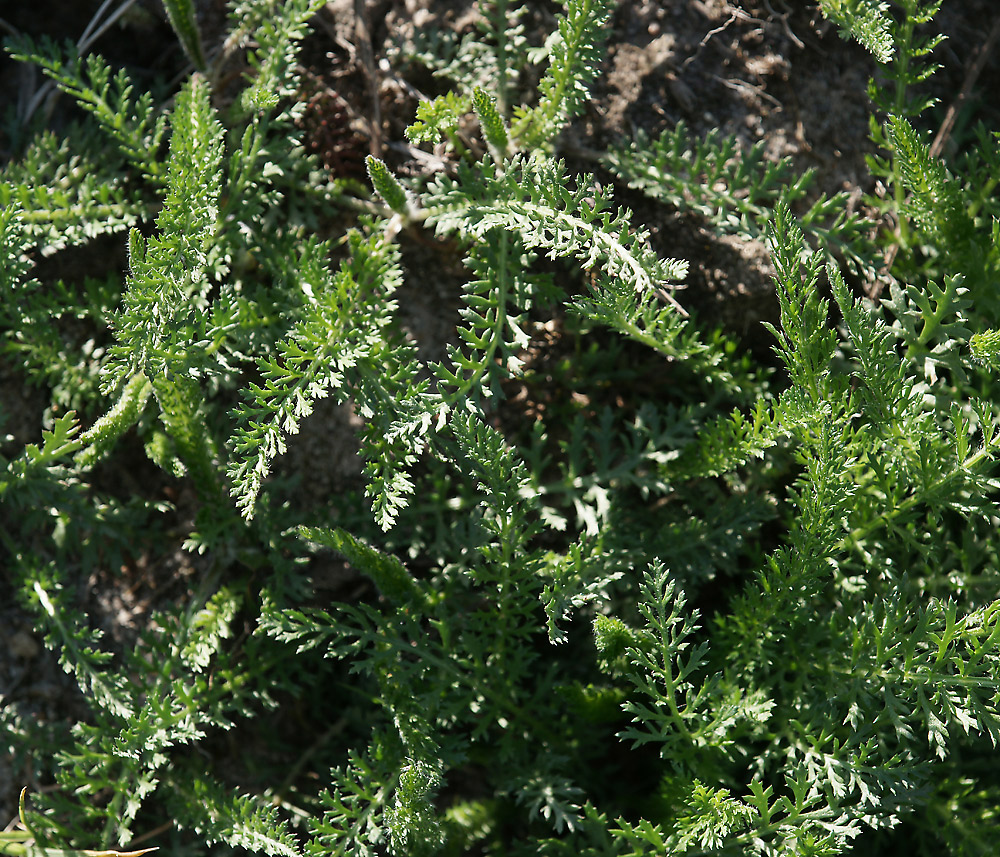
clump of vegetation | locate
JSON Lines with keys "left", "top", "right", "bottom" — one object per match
{"left": 2, "top": 1, "right": 1000, "bottom": 855}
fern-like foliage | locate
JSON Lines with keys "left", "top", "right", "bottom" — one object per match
{"left": 14, "top": 561, "right": 132, "bottom": 720}
{"left": 307, "top": 750, "right": 392, "bottom": 857}
{"left": 523, "top": 403, "right": 688, "bottom": 538}
{"left": 971, "top": 328, "right": 1000, "bottom": 369}
{"left": 432, "top": 230, "right": 543, "bottom": 403}
{"left": 165, "top": 773, "right": 302, "bottom": 857}
{"left": 0, "top": 272, "right": 121, "bottom": 416}
{"left": 425, "top": 154, "right": 688, "bottom": 304}
{"left": 511, "top": 0, "right": 615, "bottom": 151}
{"left": 241, "top": 0, "right": 327, "bottom": 111}
{"left": 0, "top": 198, "right": 32, "bottom": 288}
{"left": 298, "top": 524, "right": 430, "bottom": 608}
{"left": 887, "top": 115, "right": 973, "bottom": 250}
{"left": 4, "top": 559, "right": 288, "bottom": 852}
{"left": 605, "top": 122, "right": 877, "bottom": 275}
{"left": 474, "top": 0, "right": 524, "bottom": 120}
{"left": 98, "top": 73, "right": 226, "bottom": 500}
{"left": 228, "top": 231, "right": 407, "bottom": 523}
{"left": 881, "top": 273, "right": 972, "bottom": 387}
{"left": 447, "top": 407, "right": 541, "bottom": 569}
{"left": 713, "top": 203, "right": 1000, "bottom": 846}
{"left": 5, "top": 1, "right": 1000, "bottom": 856}
{"left": 365, "top": 156, "right": 411, "bottom": 215}
{"left": 817, "top": 0, "right": 894, "bottom": 62}
{"left": 472, "top": 87, "right": 511, "bottom": 162}
{"left": 0, "top": 129, "right": 148, "bottom": 254}
{"left": 161, "top": 0, "right": 207, "bottom": 70}
{"left": 383, "top": 759, "right": 445, "bottom": 857}
{"left": 841, "top": 595, "right": 1000, "bottom": 757}
{"left": 70, "top": 590, "right": 279, "bottom": 845}
{"left": 402, "top": 0, "right": 529, "bottom": 122}
{"left": 567, "top": 271, "right": 744, "bottom": 387}
{"left": 865, "top": 0, "right": 945, "bottom": 251}
{"left": 1, "top": 410, "right": 84, "bottom": 542}
{"left": 5, "top": 36, "right": 168, "bottom": 181}
{"left": 606, "top": 563, "right": 773, "bottom": 768}
{"left": 866, "top": 0, "right": 944, "bottom": 123}
{"left": 405, "top": 91, "right": 472, "bottom": 150}
{"left": 105, "top": 73, "right": 224, "bottom": 390}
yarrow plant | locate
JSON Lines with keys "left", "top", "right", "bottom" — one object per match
{"left": 2, "top": 1, "right": 1000, "bottom": 856}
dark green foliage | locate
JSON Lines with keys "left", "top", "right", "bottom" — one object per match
{"left": 3, "top": 2, "right": 1000, "bottom": 857}
{"left": 423, "top": 154, "right": 688, "bottom": 305}
{"left": 472, "top": 87, "right": 510, "bottom": 162}
{"left": 161, "top": 0, "right": 207, "bottom": 71}
{"left": 0, "top": 128, "right": 149, "bottom": 252}
{"left": 511, "top": 0, "right": 615, "bottom": 150}
{"left": 228, "top": 230, "right": 407, "bottom": 524}
{"left": 604, "top": 122, "right": 878, "bottom": 277}
{"left": 5, "top": 36, "right": 168, "bottom": 181}
{"left": 365, "top": 157, "right": 410, "bottom": 215}
{"left": 405, "top": 91, "right": 471, "bottom": 149}
{"left": 816, "top": 0, "right": 894, "bottom": 62}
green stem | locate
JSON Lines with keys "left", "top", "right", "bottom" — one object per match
{"left": 443, "top": 230, "right": 511, "bottom": 405}
{"left": 494, "top": 0, "right": 510, "bottom": 118}
{"left": 889, "top": 8, "right": 917, "bottom": 254}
